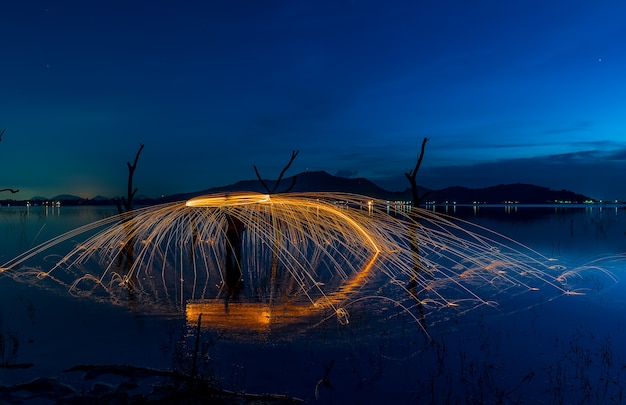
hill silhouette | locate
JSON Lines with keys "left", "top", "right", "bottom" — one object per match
{"left": 428, "top": 183, "right": 591, "bottom": 204}
{"left": 162, "top": 170, "right": 415, "bottom": 202}
{"left": 162, "top": 171, "right": 592, "bottom": 205}
{"left": 2, "top": 171, "right": 594, "bottom": 206}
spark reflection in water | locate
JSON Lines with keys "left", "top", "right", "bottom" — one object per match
{"left": 0, "top": 192, "right": 600, "bottom": 335}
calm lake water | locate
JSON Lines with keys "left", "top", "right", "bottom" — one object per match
{"left": 1, "top": 204, "right": 625, "bottom": 403}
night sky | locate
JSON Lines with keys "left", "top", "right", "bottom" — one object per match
{"left": 1, "top": 1, "right": 625, "bottom": 201}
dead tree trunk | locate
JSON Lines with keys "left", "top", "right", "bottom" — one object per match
{"left": 404, "top": 137, "right": 432, "bottom": 328}
{"left": 114, "top": 143, "right": 145, "bottom": 214}
{"left": 404, "top": 137, "right": 431, "bottom": 207}
{"left": 224, "top": 214, "right": 245, "bottom": 298}
{"left": 252, "top": 150, "right": 300, "bottom": 299}
{"left": 113, "top": 143, "right": 144, "bottom": 291}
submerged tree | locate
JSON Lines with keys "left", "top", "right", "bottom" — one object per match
{"left": 254, "top": 150, "right": 300, "bottom": 194}
{"left": 0, "top": 129, "right": 19, "bottom": 195}
{"left": 223, "top": 214, "right": 245, "bottom": 298}
{"left": 404, "top": 137, "right": 431, "bottom": 207}
{"left": 112, "top": 143, "right": 144, "bottom": 288}
{"left": 251, "top": 150, "right": 301, "bottom": 298}
{"left": 404, "top": 137, "right": 431, "bottom": 329}
{"left": 113, "top": 142, "right": 145, "bottom": 214}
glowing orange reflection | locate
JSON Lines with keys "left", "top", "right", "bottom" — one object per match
{"left": 186, "top": 301, "right": 317, "bottom": 332}
{"left": 186, "top": 250, "right": 381, "bottom": 330}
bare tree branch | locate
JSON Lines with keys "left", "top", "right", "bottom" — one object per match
{"left": 114, "top": 143, "right": 145, "bottom": 213}
{"left": 271, "top": 150, "right": 299, "bottom": 193}
{"left": 125, "top": 142, "right": 145, "bottom": 211}
{"left": 253, "top": 165, "right": 273, "bottom": 194}
{"left": 254, "top": 150, "right": 300, "bottom": 194}
{"left": 0, "top": 128, "right": 5, "bottom": 142}
{"left": 404, "top": 137, "right": 431, "bottom": 206}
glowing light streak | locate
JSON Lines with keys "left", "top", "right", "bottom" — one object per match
{"left": 0, "top": 192, "right": 611, "bottom": 334}
{"left": 186, "top": 192, "right": 271, "bottom": 207}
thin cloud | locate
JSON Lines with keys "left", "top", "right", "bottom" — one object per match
{"left": 542, "top": 121, "right": 592, "bottom": 135}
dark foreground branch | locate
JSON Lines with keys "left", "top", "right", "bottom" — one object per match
{"left": 404, "top": 137, "right": 432, "bottom": 206}
{"left": 254, "top": 150, "right": 300, "bottom": 194}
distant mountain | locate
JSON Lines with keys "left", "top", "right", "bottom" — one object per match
{"left": 2, "top": 171, "right": 595, "bottom": 207}
{"left": 163, "top": 171, "right": 591, "bottom": 205}
{"left": 28, "top": 194, "right": 85, "bottom": 202}
{"left": 92, "top": 195, "right": 111, "bottom": 201}
{"left": 162, "top": 170, "right": 417, "bottom": 202}
{"left": 429, "top": 183, "right": 592, "bottom": 204}
{"left": 51, "top": 194, "right": 83, "bottom": 201}
{"left": 21, "top": 194, "right": 89, "bottom": 205}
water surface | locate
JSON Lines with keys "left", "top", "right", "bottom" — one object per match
{"left": 1, "top": 204, "right": 625, "bottom": 403}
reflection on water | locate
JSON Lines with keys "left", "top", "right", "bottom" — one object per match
{"left": 0, "top": 203, "right": 625, "bottom": 403}
{"left": 435, "top": 204, "right": 626, "bottom": 260}
{"left": 2, "top": 193, "right": 592, "bottom": 338}
{"left": 0, "top": 206, "right": 118, "bottom": 259}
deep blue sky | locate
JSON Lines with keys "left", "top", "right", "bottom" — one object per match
{"left": 1, "top": 1, "right": 625, "bottom": 201}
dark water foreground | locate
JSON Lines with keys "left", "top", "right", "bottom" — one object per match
{"left": 0, "top": 205, "right": 625, "bottom": 403}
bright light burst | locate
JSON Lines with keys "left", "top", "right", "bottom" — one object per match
{"left": 0, "top": 192, "right": 602, "bottom": 334}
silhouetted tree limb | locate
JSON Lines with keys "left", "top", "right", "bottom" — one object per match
{"left": 404, "top": 137, "right": 432, "bottom": 206}
{"left": 253, "top": 166, "right": 272, "bottom": 194}
{"left": 253, "top": 150, "right": 300, "bottom": 289}
{"left": 112, "top": 143, "right": 144, "bottom": 287}
{"left": 254, "top": 150, "right": 299, "bottom": 194}
{"left": 114, "top": 143, "right": 145, "bottom": 213}
{"left": 0, "top": 128, "right": 5, "bottom": 142}
{"left": 405, "top": 137, "right": 432, "bottom": 331}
